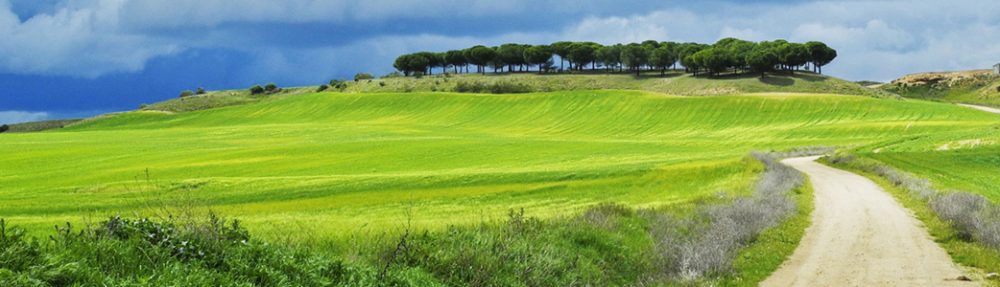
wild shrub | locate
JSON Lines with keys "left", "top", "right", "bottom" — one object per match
{"left": 329, "top": 80, "right": 348, "bottom": 91}
{"left": 0, "top": 216, "right": 416, "bottom": 286}
{"left": 264, "top": 83, "right": 280, "bottom": 94}
{"left": 179, "top": 90, "right": 195, "bottom": 98}
{"left": 0, "top": 124, "right": 8, "bottom": 133}
{"left": 317, "top": 84, "right": 329, "bottom": 92}
{"left": 645, "top": 151, "right": 805, "bottom": 281}
{"left": 354, "top": 73, "right": 374, "bottom": 81}
{"left": 453, "top": 81, "right": 533, "bottom": 94}
{"left": 196, "top": 87, "right": 206, "bottom": 95}
{"left": 383, "top": 208, "right": 649, "bottom": 286}
{"left": 828, "top": 154, "right": 1000, "bottom": 252}
{"left": 249, "top": 85, "right": 265, "bottom": 95}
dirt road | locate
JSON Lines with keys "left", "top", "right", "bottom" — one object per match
{"left": 761, "top": 156, "right": 975, "bottom": 287}
{"left": 959, "top": 104, "right": 1000, "bottom": 115}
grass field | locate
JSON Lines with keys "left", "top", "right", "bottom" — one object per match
{"left": 2, "top": 89, "right": 997, "bottom": 241}
{"left": 344, "top": 71, "right": 895, "bottom": 97}
{"left": 847, "top": 115, "right": 1000, "bottom": 202}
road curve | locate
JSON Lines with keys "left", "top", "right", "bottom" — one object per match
{"left": 761, "top": 156, "right": 975, "bottom": 287}
{"left": 959, "top": 103, "right": 1000, "bottom": 115}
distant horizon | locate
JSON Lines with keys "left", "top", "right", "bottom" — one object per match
{"left": 2, "top": 0, "right": 998, "bottom": 124}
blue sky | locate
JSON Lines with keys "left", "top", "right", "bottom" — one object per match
{"left": 1, "top": 0, "right": 999, "bottom": 124}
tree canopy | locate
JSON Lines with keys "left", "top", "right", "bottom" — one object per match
{"left": 392, "top": 38, "right": 836, "bottom": 78}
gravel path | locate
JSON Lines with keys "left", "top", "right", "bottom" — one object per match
{"left": 959, "top": 104, "right": 1000, "bottom": 115}
{"left": 761, "top": 156, "right": 976, "bottom": 287}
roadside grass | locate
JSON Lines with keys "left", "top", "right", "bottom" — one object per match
{"left": 864, "top": 147, "right": 1000, "bottom": 202}
{"left": 722, "top": 179, "right": 813, "bottom": 286}
{"left": 823, "top": 156, "right": 1000, "bottom": 284}
{"left": 0, "top": 151, "right": 811, "bottom": 286}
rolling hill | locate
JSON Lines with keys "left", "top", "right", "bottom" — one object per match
{"left": 880, "top": 69, "right": 1000, "bottom": 107}
{"left": 1, "top": 87, "right": 996, "bottom": 238}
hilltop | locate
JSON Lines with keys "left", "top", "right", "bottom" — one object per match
{"left": 880, "top": 69, "right": 1000, "bottom": 107}
{"left": 344, "top": 71, "right": 889, "bottom": 96}
{"left": 127, "top": 71, "right": 891, "bottom": 115}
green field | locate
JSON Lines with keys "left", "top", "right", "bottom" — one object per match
{"left": 345, "top": 71, "right": 895, "bottom": 97}
{"left": 2, "top": 88, "right": 997, "bottom": 240}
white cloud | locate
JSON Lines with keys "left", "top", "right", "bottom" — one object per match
{"left": 0, "top": 0, "right": 180, "bottom": 77}
{"left": 1, "top": 0, "right": 999, "bottom": 82}
{"left": 115, "top": 0, "right": 527, "bottom": 29}
{"left": 0, "top": 111, "right": 48, "bottom": 124}
{"left": 543, "top": 0, "right": 1000, "bottom": 81}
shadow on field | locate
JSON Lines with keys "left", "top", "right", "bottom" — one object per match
{"left": 760, "top": 76, "right": 795, "bottom": 86}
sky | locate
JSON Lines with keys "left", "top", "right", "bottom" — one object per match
{"left": 1, "top": 0, "right": 999, "bottom": 124}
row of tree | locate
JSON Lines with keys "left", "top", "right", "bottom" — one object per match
{"left": 393, "top": 38, "right": 837, "bottom": 78}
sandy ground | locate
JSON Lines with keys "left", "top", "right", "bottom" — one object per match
{"left": 761, "top": 156, "right": 976, "bottom": 287}
{"left": 959, "top": 104, "right": 1000, "bottom": 115}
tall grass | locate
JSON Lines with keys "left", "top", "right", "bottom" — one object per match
{"left": 644, "top": 151, "right": 807, "bottom": 282}
{"left": 826, "top": 154, "right": 1000, "bottom": 253}
{"left": 0, "top": 151, "right": 812, "bottom": 286}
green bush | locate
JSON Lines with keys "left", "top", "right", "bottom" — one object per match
{"left": 196, "top": 87, "right": 206, "bottom": 95}
{"left": 179, "top": 90, "right": 195, "bottom": 98}
{"left": 0, "top": 124, "right": 8, "bottom": 133}
{"left": 329, "top": 80, "right": 347, "bottom": 91}
{"left": 317, "top": 84, "right": 329, "bottom": 92}
{"left": 264, "top": 83, "right": 279, "bottom": 93}
{"left": 249, "top": 85, "right": 265, "bottom": 95}
{"left": 0, "top": 216, "right": 422, "bottom": 286}
{"left": 453, "top": 81, "right": 533, "bottom": 94}
{"left": 354, "top": 73, "right": 374, "bottom": 81}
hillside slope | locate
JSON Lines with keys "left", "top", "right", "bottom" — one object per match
{"left": 1, "top": 90, "right": 996, "bottom": 238}
{"left": 128, "top": 72, "right": 892, "bottom": 115}
{"left": 344, "top": 71, "right": 893, "bottom": 97}
{"left": 881, "top": 69, "right": 1000, "bottom": 107}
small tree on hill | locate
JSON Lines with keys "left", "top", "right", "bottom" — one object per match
{"left": 805, "top": 41, "right": 837, "bottom": 74}
{"left": 523, "top": 45, "right": 553, "bottom": 73}
{"left": 497, "top": 43, "right": 527, "bottom": 72}
{"left": 445, "top": 50, "right": 468, "bottom": 74}
{"left": 596, "top": 44, "right": 622, "bottom": 72}
{"left": 567, "top": 43, "right": 598, "bottom": 71}
{"left": 196, "top": 87, "right": 206, "bottom": 95}
{"left": 179, "top": 90, "right": 195, "bottom": 98}
{"left": 649, "top": 46, "right": 676, "bottom": 76}
{"left": 264, "top": 83, "right": 279, "bottom": 93}
{"left": 550, "top": 41, "right": 574, "bottom": 71}
{"left": 249, "top": 85, "right": 264, "bottom": 95}
{"left": 620, "top": 44, "right": 648, "bottom": 76}
{"left": 695, "top": 48, "right": 731, "bottom": 76}
{"left": 746, "top": 43, "right": 779, "bottom": 78}
{"left": 465, "top": 45, "right": 497, "bottom": 75}
{"left": 354, "top": 73, "right": 374, "bottom": 81}
{"left": 0, "top": 124, "right": 9, "bottom": 133}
